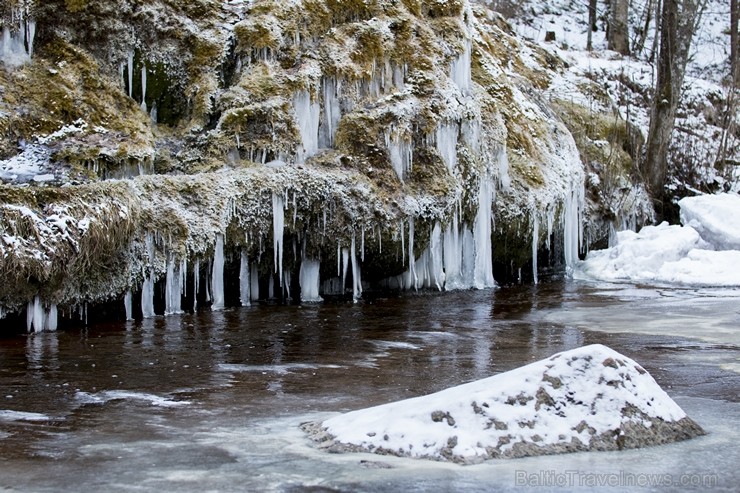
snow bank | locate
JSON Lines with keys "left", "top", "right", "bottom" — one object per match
{"left": 304, "top": 344, "right": 702, "bottom": 463}
{"left": 679, "top": 193, "right": 740, "bottom": 251}
{"left": 577, "top": 193, "right": 740, "bottom": 286}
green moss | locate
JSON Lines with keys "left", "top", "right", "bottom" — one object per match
{"left": 509, "top": 152, "right": 545, "bottom": 187}
{"left": 552, "top": 99, "right": 634, "bottom": 176}
{"left": 422, "top": 0, "right": 464, "bottom": 18}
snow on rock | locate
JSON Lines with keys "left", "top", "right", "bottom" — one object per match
{"left": 303, "top": 344, "right": 703, "bottom": 463}
{"left": 578, "top": 193, "right": 740, "bottom": 286}
{"left": 679, "top": 193, "right": 740, "bottom": 251}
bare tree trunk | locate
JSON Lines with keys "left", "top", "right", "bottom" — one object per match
{"left": 587, "top": 0, "right": 598, "bottom": 51}
{"left": 732, "top": 0, "right": 739, "bottom": 85}
{"left": 608, "top": 0, "right": 630, "bottom": 55}
{"left": 643, "top": 0, "right": 705, "bottom": 217}
{"left": 635, "top": 0, "right": 655, "bottom": 56}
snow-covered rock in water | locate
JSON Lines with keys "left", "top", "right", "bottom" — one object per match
{"left": 303, "top": 345, "right": 703, "bottom": 463}
{"left": 679, "top": 193, "right": 740, "bottom": 251}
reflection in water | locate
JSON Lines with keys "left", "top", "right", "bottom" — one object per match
{"left": 0, "top": 281, "right": 738, "bottom": 491}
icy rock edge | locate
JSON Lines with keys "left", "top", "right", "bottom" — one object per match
{"left": 302, "top": 345, "right": 703, "bottom": 464}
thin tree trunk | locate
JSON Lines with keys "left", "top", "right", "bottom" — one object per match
{"left": 732, "top": 0, "right": 739, "bottom": 85}
{"left": 635, "top": 0, "right": 655, "bottom": 56}
{"left": 644, "top": 0, "right": 705, "bottom": 217}
{"left": 588, "top": 0, "right": 598, "bottom": 51}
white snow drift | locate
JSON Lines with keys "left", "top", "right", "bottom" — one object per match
{"left": 577, "top": 193, "right": 740, "bottom": 286}
{"left": 305, "top": 344, "right": 701, "bottom": 462}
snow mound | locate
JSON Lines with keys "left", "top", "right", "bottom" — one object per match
{"left": 577, "top": 193, "right": 740, "bottom": 286}
{"left": 303, "top": 345, "right": 702, "bottom": 463}
{"left": 679, "top": 194, "right": 740, "bottom": 251}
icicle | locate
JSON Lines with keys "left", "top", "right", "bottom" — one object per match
{"left": 127, "top": 51, "right": 134, "bottom": 99}
{"left": 193, "top": 259, "right": 200, "bottom": 311}
{"left": 532, "top": 212, "right": 539, "bottom": 285}
{"left": 337, "top": 240, "right": 341, "bottom": 277}
{"left": 361, "top": 226, "right": 365, "bottom": 262}
{"left": 546, "top": 205, "right": 555, "bottom": 251}
{"left": 239, "top": 250, "right": 250, "bottom": 306}
{"left": 283, "top": 271, "right": 292, "bottom": 299}
{"left": 272, "top": 192, "right": 285, "bottom": 284}
{"left": 250, "top": 262, "right": 260, "bottom": 301}
{"left": 443, "top": 213, "right": 462, "bottom": 290}
{"left": 350, "top": 235, "right": 362, "bottom": 301}
{"left": 436, "top": 123, "right": 459, "bottom": 171}
{"left": 408, "top": 219, "right": 417, "bottom": 290}
{"left": 141, "top": 233, "right": 156, "bottom": 318}
{"left": 400, "top": 220, "right": 405, "bottom": 266}
{"left": 299, "top": 259, "right": 322, "bottom": 302}
{"left": 211, "top": 235, "right": 225, "bottom": 311}
{"left": 140, "top": 65, "right": 147, "bottom": 112}
{"left": 44, "top": 304, "right": 57, "bottom": 332}
{"left": 26, "top": 300, "right": 33, "bottom": 332}
{"left": 473, "top": 175, "right": 495, "bottom": 289}
{"left": 320, "top": 77, "right": 341, "bottom": 148}
{"left": 293, "top": 90, "right": 320, "bottom": 162}
{"left": 165, "top": 254, "right": 183, "bottom": 314}
{"left": 268, "top": 276, "right": 275, "bottom": 299}
{"left": 450, "top": 39, "right": 472, "bottom": 94}
{"left": 32, "top": 297, "right": 44, "bottom": 333}
{"left": 27, "top": 20, "right": 36, "bottom": 58}
{"left": 563, "top": 179, "right": 584, "bottom": 274}
{"left": 341, "top": 247, "right": 350, "bottom": 292}
{"left": 385, "top": 130, "right": 413, "bottom": 180}
{"left": 124, "top": 290, "right": 133, "bottom": 321}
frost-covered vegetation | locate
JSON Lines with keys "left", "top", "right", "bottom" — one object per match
{"left": 0, "top": 0, "right": 735, "bottom": 328}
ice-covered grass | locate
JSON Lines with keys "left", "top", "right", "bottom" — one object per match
{"left": 307, "top": 344, "right": 700, "bottom": 463}
{"left": 577, "top": 193, "right": 740, "bottom": 286}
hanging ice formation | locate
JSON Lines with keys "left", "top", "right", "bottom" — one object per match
{"left": 124, "top": 290, "right": 133, "bottom": 321}
{"left": 25, "top": 296, "right": 57, "bottom": 333}
{"left": 390, "top": 171, "right": 496, "bottom": 291}
{"left": 531, "top": 212, "right": 539, "bottom": 285}
{"left": 299, "top": 259, "right": 322, "bottom": 302}
{"left": 211, "top": 234, "right": 225, "bottom": 311}
{"left": 250, "top": 261, "right": 260, "bottom": 301}
{"left": 350, "top": 235, "right": 362, "bottom": 301}
{"left": 436, "top": 123, "right": 459, "bottom": 172}
{"left": 140, "top": 65, "right": 148, "bottom": 112}
{"left": 141, "top": 233, "right": 156, "bottom": 318}
{"left": 293, "top": 90, "right": 320, "bottom": 162}
{"left": 563, "top": 179, "right": 584, "bottom": 274}
{"left": 473, "top": 176, "right": 495, "bottom": 288}
{"left": 450, "top": 39, "right": 472, "bottom": 94}
{"left": 239, "top": 250, "right": 250, "bottom": 307}
{"left": 165, "top": 254, "right": 185, "bottom": 315}
{"left": 0, "top": 14, "right": 36, "bottom": 67}
{"left": 127, "top": 51, "right": 134, "bottom": 98}
{"left": 272, "top": 192, "right": 285, "bottom": 284}
{"left": 385, "top": 130, "right": 413, "bottom": 181}
{"left": 319, "top": 77, "right": 341, "bottom": 149}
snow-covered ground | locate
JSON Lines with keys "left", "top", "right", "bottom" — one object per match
{"left": 576, "top": 193, "right": 740, "bottom": 286}
{"left": 310, "top": 344, "right": 698, "bottom": 462}
{"left": 508, "top": 0, "right": 739, "bottom": 194}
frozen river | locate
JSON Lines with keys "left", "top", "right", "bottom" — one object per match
{"left": 1, "top": 281, "right": 738, "bottom": 491}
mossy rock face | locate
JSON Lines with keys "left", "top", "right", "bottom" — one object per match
{"left": 0, "top": 0, "right": 605, "bottom": 316}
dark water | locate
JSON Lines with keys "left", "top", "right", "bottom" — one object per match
{"left": 1, "top": 281, "right": 739, "bottom": 492}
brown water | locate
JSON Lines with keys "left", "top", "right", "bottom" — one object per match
{"left": 1, "top": 281, "right": 739, "bottom": 492}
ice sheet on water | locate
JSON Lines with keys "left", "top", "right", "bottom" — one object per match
{"left": 75, "top": 390, "right": 190, "bottom": 407}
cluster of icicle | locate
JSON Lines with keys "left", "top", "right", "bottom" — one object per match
{"left": 0, "top": 7, "right": 36, "bottom": 68}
